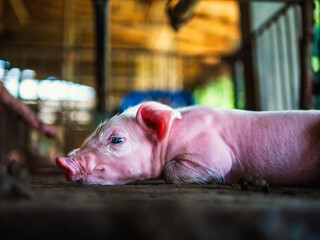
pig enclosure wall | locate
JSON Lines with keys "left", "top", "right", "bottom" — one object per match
{"left": 0, "top": 46, "right": 229, "bottom": 111}
{"left": 234, "top": 1, "right": 316, "bottom": 111}
{"left": 253, "top": 3, "right": 301, "bottom": 111}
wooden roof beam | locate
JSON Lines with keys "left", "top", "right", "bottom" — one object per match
{"left": 167, "top": 0, "right": 199, "bottom": 31}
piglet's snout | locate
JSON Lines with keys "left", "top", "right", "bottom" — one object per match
{"left": 56, "top": 156, "right": 77, "bottom": 181}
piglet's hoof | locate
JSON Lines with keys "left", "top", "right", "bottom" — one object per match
{"left": 238, "top": 173, "right": 270, "bottom": 193}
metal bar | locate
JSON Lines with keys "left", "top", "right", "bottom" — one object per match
{"left": 267, "top": 29, "right": 277, "bottom": 110}
{"left": 253, "top": 4, "right": 292, "bottom": 37}
{"left": 271, "top": 24, "right": 283, "bottom": 110}
{"left": 277, "top": 16, "right": 292, "bottom": 109}
{"left": 299, "top": 0, "right": 314, "bottom": 109}
{"left": 276, "top": 21, "right": 286, "bottom": 109}
{"left": 293, "top": 6, "right": 302, "bottom": 108}
{"left": 264, "top": 30, "right": 275, "bottom": 110}
{"left": 284, "top": 8, "right": 299, "bottom": 108}
{"left": 92, "top": 0, "right": 110, "bottom": 113}
{"left": 256, "top": 34, "right": 266, "bottom": 110}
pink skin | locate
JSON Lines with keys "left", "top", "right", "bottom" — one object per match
{"left": 56, "top": 101, "right": 320, "bottom": 185}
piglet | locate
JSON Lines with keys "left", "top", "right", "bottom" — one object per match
{"left": 56, "top": 101, "right": 320, "bottom": 185}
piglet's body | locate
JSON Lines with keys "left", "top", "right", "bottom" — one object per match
{"left": 56, "top": 101, "right": 320, "bottom": 185}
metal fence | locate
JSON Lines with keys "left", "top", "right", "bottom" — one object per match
{"left": 254, "top": 4, "right": 302, "bottom": 110}
{"left": 234, "top": 2, "right": 306, "bottom": 111}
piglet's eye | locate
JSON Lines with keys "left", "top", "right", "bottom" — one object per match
{"left": 110, "top": 137, "right": 125, "bottom": 145}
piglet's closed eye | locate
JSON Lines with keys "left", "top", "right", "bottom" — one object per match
{"left": 136, "top": 102, "right": 181, "bottom": 142}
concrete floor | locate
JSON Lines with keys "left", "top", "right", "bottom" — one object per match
{"left": 1, "top": 171, "right": 320, "bottom": 240}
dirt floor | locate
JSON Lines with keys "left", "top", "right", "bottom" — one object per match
{"left": 1, "top": 168, "right": 320, "bottom": 240}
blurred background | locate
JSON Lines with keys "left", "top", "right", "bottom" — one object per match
{"left": 0, "top": 0, "right": 319, "bottom": 169}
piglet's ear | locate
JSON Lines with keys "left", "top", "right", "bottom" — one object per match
{"left": 136, "top": 102, "right": 181, "bottom": 142}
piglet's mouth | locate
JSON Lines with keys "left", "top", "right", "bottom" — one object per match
{"left": 76, "top": 169, "right": 108, "bottom": 185}
{"left": 76, "top": 177, "right": 86, "bottom": 184}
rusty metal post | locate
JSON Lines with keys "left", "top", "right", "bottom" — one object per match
{"left": 239, "top": 2, "right": 259, "bottom": 111}
{"left": 92, "top": 0, "right": 110, "bottom": 113}
{"left": 299, "top": 0, "right": 314, "bottom": 109}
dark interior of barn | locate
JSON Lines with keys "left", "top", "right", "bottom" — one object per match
{"left": 1, "top": 0, "right": 320, "bottom": 239}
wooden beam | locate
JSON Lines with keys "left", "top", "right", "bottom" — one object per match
{"left": 299, "top": 0, "right": 314, "bottom": 109}
{"left": 179, "top": 17, "right": 240, "bottom": 42}
{"left": 167, "top": 0, "right": 199, "bottom": 31}
{"left": 194, "top": 1, "right": 239, "bottom": 25}
{"left": 9, "top": 0, "right": 30, "bottom": 26}
{"left": 0, "top": 0, "right": 4, "bottom": 34}
{"left": 176, "top": 39, "right": 234, "bottom": 56}
{"left": 92, "top": 0, "right": 110, "bottom": 113}
{"left": 62, "top": 0, "right": 76, "bottom": 82}
{"left": 239, "top": 2, "right": 259, "bottom": 110}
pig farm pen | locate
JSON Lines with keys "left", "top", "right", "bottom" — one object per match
{"left": 1, "top": 0, "right": 320, "bottom": 239}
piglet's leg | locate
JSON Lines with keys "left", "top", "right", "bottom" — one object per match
{"left": 162, "top": 155, "right": 223, "bottom": 184}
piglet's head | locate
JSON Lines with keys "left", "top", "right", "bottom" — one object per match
{"left": 56, "top": 102, "right": 181, "bottom": 185}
